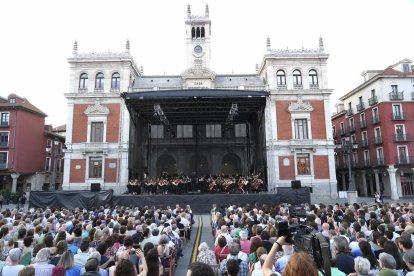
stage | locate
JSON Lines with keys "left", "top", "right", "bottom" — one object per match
{"left": 29, "top": 188, "right": 310, "bottom": 213}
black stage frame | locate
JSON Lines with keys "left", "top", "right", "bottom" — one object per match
{"left": 29, "top": 188, "right": 310, "bottom": 213}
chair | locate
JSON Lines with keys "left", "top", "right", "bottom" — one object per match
{"left": 160, "top": 255, "right": 175, "bottom": 276}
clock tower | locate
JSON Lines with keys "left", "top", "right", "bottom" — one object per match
{"left": 185, "top": 4, "right": 211, "bottom": 69}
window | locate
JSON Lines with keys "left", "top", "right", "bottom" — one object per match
{"left": 358, "top": 96, "right": 363, "bottom": 105}
{"left": 360, "top": 113, "right": 366, "bottom": 127}
{"left": 0, "top": 113, "right": 9, "bottom": 126}
{"left": 395, "top": 124, "right": 405, "bottom": 135}
{"left": 151, "top": 125, "right": 164, "bottom": 139}
{"left": 297, "top": 153, "right": 311, "bottom": 175}
{"left": 351, "top": 134, "right": 356, "bottom": 143}
{"left": 398, "top": 146, "right": 408, "bottom": 163}
{"left": 0, "top": 132, "right": 8, "bottom": 147}
{"left": 371, "top": 89, "right": 376, "bottom": 98}
{"left": 9, "top": 98, "right": 15, "bottom": 104}
{"left": 0, "top": 152, "right": 7, "bottom": 169}
{"left": 45, "top": 157, "right": 51, "bottom": 172}
{"left": 95, "top": 73, "right": 104, "bottom": 90}
{"left": 90, "top": 122, "right": 104, "bottom": 142}
{"left": 391, "top": 85, "right": 398, "bottom": 93}
{"left": 375, "top": 127, "right": 381, "bottom": 139}
{"left": 392, "top": 104, "right": 403, "bottom": 119}
{"left": 234, "top": 124, "right": 246, "bottom": 137}
{"left": 362, "top": 131, "right": 368, "bottom": 145}
{"left": 294, "top": 119, "right": 308, "bottom": 139}
{"left": 349, "top": 118, "right": 355, "bottom": 131}
{"left": 177, "top": 125, "right": 193, "bottom": 138}
{"left": 79, "top": 73, "right": 88, "bottom": 89}
{"left": 403, "top": 64, "right": 410, "bottom": 73}
{"left": 372, "top": 108, "right": 379, "bottom": 122}
{"left": 111, "top": 72, "right": 120, "bottom": 90}
{"left": 363, "top": 150, "right": 370, "bottom": 165}
{"left": 89, "top": 157, "right": 103, "bottom": 178}
{"left": 206, "top": 124, "right": 222, "bottom": 138}
{"left": 376, "top": 148, "right": 384, "bottom": 164}
{"left": 309, "top": 70, "right": 318, "bottom": 85}
{"left": 340, "top": 122, "right": 345, "bottom": 134}
{"left": 276, "top": 70, "right": 286, "bottom": 86}
{"left": 293, "top": 70, "right": 302, "bottom": 86}
{"left": 56, "top": 159, "right": 61, "bottom": 172}
{"left": 332, "top": 126, "right": 336, "bottom": 137}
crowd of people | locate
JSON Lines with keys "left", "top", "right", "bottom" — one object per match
{"left": 188, "top": 201, "right": 414, "bottom": 276}
{"left": 0, "top": 203, "right": 194, "bottom": 276}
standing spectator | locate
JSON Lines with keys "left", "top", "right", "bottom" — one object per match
{"left": 33, "top": 248, "right": 55, "bottom": 276}
{"left": 2, "top": 248, "right": 24, "bottom": 276}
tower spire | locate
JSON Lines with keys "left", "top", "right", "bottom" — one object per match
{"left": 319, "top": 36, "right": 324, "bottom": 51}
{"left": 126, "top": 39, "right": 130, "bottom": 54}
{"left": 187, "top": 4, "right": 191, "bottom": 18}
{"left": 205, "top": 4, "right": 209, "bottom": 17}
{"left": 73, "top": 40, "right": 78, "bottom": 55}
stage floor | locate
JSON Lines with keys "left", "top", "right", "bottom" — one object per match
{"left": 113, "top": 187, "right": 310, "bottom": 213}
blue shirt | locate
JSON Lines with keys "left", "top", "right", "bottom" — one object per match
{"left": 67, "top": 244, "right": 79, "bottom": 254}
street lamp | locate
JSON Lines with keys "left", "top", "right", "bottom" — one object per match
{"left": 50, "top": 138, "right": 60, "bottom": 191}
{"left": 335, "top": 137, "right": 359, "bottom": 191}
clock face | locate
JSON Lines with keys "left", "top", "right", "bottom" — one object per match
{"left": 194, "top": 45, "right": 203, "bottom": 54}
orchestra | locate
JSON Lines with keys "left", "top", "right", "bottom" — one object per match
{"left": 126, "top": 172, "right": 264, "bottom": 195}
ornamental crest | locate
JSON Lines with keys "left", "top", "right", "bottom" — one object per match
{"left": 84, "top": 102, "right": 110, "bottom": 116}
{"left": 288, "top": 96, "right": 314, "bottom": 112}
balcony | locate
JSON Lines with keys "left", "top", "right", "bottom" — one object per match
{"left": 351, "top": 160, "right": 359, "bottom": 168}
{"left": 348, "top": 125, "right": 356, "bottom": 133}
{"left": 394, "top": 133, "right": 412, "bottom": 142}
{"left": 78, "top": 88, "right": 88, "bottom": 93}
{"left": 339, "top": 128, "right": 347, "bottom": 136}
{"left": 392, "top": 112, "right": 405, "bottom": 120}
{"left": 0, "top": 162, "right": 6, "bottom": 169}
{"left": 363, "top": 160, "right": 371, "bottom": 167}
{"left": 356, "top": 102, "right": 365, "bottom": 112}
{"left": 94, "top": 88, "right": 104, "bottom": 93}
{"left": 396, "top": 156, "right": 414, "bottom": 165}
{"left": 293, "top": 84, "right": 303, "bottom": 90}
{"left": 368, "top": 96, "right": 378, "bottom": 106}
{"left": 389, "top": 91, "right": 404, "bottom": 101}
{"left": 0, "top": 142, "right": 8, "bottom": 148}
{"left": 359, "top": 120, "right": 367, "bottom": 129}
{"left": 373, "top": 136, "right": 383, "bottom": 145}
{"left": 309, "top": 83, "right": 319, "bottom": 89}
{"left": 346, "top": 108, "right": 354, "bottom": 116}
{"left": 277, "top": 84, "right": 287, "bottom": 90}
{"left": 374, "top": 158, "right": 385, "bottom": 166}
{"left": 0, "top": 122, "right": 9, "bottom": 128}
{"left": 360, "top": 139, "right": 369, "bottom": 148}
{"left": 371, "top": 115, "right": 380, "bottom": 125}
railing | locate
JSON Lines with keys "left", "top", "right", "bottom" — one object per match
{"left": 348, "top": 125, "right": 356, "bottom": 133}
{"left": 0, "top": 142, "right": 8, "bottom": 148}
{"left": 359, "top": 120, "right": 367, "bottom": 129}
{"left": 373, "top": 136, "right": 383, "bottom": 145}
{"left": 293, "top": 84, "right": 303, "bottom": 90}
{"left": 392, "top": 112, "right": 405, "bottom": 120}
{"left": 346, "top": 108, "right": 354, "bottom": 116}
{"left": 356, "top": 102, "right": 365, "bottom": 111}
{"left": 363, "top": 160, "right": 371, "bottom": 167}
{"left": 0, "top": 163, "right": 6, "bottom": 169}
{"left": 78, "top": 88, "right": 88, "bottom": 93}
{"left": 368, "top": 96, "right": 378, "bottom": 106}
{"left": 110, "top": 88, "right": 120, "bottom": 93}
{"left": 94, "top": 88, "right": 104, "bottom": 93}
{"left": 151, "top": 137, "right": 247, "bottom": 145}
{"left": 396, "top": 157, "right": 414, "bottom": 165}
{"left": 351, "top": 160, "right": 359, "bottom": 168}
{"left": 394, "top": 133, "right": 412, "bottom": 142}
{"left": 339, "top": 128, "right": 346, "bottom": 136}
{"left": 309, "top": 83, "right": 319, "bottom": 89}
{"left": 374, "top": 158, "right": 385, "bottom": 166}
{"left": 277, "top": 84, "right": 287, "bottom": 90}
{"left": 389, "top": 91, "right": 404, "bottom": 101}
{"left": 360, "top": 139, "right": 369, "bottom": 147}
{"left": 371, "top": 115, "right": 380, "bottom": 124}
{"left": 0, "top": 122, "right": 9, "bottom": 127}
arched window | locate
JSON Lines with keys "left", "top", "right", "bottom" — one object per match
{"left": 201, "top": 27, "right": 205, "bottom": 38}
{"left": 196, "top": 27, "right": 200, "bottom": 38}
{"left": 191, "top": 27, "right": 195, "bottom": 39}
{"left": 95, "top": 73, "right": 104, "bottom": 90}
{"left": 309, "top": 70, "right": 318, "bottom": 88}
{"left": 276, "top": 70, "right": 286, "bottom": 87}
{"left": 79, "top": 73, "right": 88, "bottom": 90}
{"left": 111, "top": 72, "right": 120, "bottom": 90}
{"left": 293, "top": 70, "right": 302, "bottom": 88}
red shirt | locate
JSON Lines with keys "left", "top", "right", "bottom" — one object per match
{"left": 214, "top": 245, "right": 230, "bottom": 262}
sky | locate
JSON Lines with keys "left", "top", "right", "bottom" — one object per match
{"left": 0, "top": 0, "right": 413, "bottom": 127}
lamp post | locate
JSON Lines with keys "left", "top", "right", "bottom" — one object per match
{"left": 336, "top": 137, "right": 359, "bottom": 191}
{"left": 50, "top": 138, "right": 60, "bottom": 191}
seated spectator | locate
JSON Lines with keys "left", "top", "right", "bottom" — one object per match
{"left": 82, "top": 258, "right": 100, "bottom": 276}
{"left": 332, "top": 236, "right": 355, "bottom": 275}
{"left": 274, "top": 244, "right": 294, "bottom": 274}
{"left": 377, "top": 252, "right": 398, "bottom": 276}
{"left": 251, "top": 254, "right": 269, "bottom": 276}
{"left": 219, "top": 243, "right": 248, "bottom": 276}
{"left": 66, "top": 236, "right": 78, "bottom": 255}
{"left": 33, "top": 248, "right": 55, "bottom": 276}
{"left": 214, "top": 236, "right": 229, "bottom": 263}
{"left": 215, "top": 225, "right": 233, "bottom": 247}
{"left": 74, "top": 240, "right": 91, "bottom": 267}
{"left": 348, "top": 256, "right": 371, "bottom": 276}
{"left": 186, "top": 262, "right": 215, "bottom": 276}
{"left": 18, "top": 266, "right": 35, "bottom": 276}
{"left": 58, "top": 251, "right": 81, "bottom": 276}
{"left": 402, "top": 249, "right": 414, "bottom": 276}
{"left": 2, "top": 248, "right": 24, "bottom": 275}
{"left": 249, "top": 237, "right": 263, "bottom": 264}
{"left": 383, "top": 240, "right": 404, "bottom": 271}
{"left": 50, "top": 240, "right": 67, "bottom": 266}
{"left": 239, "top": 231, "right": 250, "bottom": 254}
{"left": 226, "top": 259, "right": 240, "bottom": 276}
{"left": 196, "top": 242, "right": 216, "bottom": 266}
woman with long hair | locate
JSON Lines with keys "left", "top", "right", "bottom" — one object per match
{"left": 358, "top": 241, "right": 378, "bottom": 270}
{"left": 58, "top": 251, "right": 81, "bottom": 276}
{"left": 383, "top": 240, "right": 404, "bottom": 270}
{"left": 249, "top": 237, "right": 263, "bottom": 264}
{"left": 146, "top": 248, "right": 163, "bottom": 276}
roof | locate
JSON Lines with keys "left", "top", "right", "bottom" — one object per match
{"left": 0, "top": 94, "right": 47, "bottom": 117}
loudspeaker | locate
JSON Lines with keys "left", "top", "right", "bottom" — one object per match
{"left": 291, "top": 180, "right": 301, "bottom": 189}
{"left": 91, "top": 183, "right": 101, "bottom": 192}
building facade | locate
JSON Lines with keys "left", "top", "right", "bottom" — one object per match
{"left": 63, "top": 5, "right": 337, "bottom": 199}
{"left": 332, "top": 58, "right": 414, "bottom": 200}
{"left": 0, "top": 94, "right": 65, "bottom": 194}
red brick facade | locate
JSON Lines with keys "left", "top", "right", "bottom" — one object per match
{"left": 313, "top": 155, "right": 330, "bottom": 179}
{"left": 279, "top": 156, "right": 295, "bottom": 180}
{"left": 69, "top": 159, "right": 86, "bottom": 183}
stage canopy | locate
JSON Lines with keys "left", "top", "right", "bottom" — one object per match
{"left": 121, "top": 89, "right": 268, "bottom": 125}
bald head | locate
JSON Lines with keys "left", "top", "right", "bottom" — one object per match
{"left": 220, "top": 225, "right": 228, "bottom": 233}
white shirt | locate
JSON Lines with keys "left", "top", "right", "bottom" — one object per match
{"left": 215, "top": 233, "right": 233, "bottom": 247}
{"left": 2, "top": 265, "right": 25, "bottom": 276}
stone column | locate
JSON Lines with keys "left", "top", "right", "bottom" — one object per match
{"left": 387, "top": 165, "right": 399, "bottom": 200}
{"left": 341, "top": 172, "right": 347, "bottom": 191}
{"left": 368, "top": 173, "right": 374, "bottom": 195}
{"left": 374, "top": 170, "right": 381, "bottom": 194}
{"left": 361, "top": 171, "right": 368, "bottom": 196}
{"left": 11, "top": 173, "right": 20, "bottom": 193}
